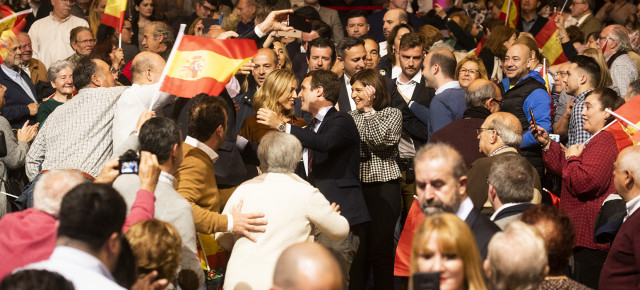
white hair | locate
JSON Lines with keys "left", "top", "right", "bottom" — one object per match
{"left": 33, "top": 170, "right": 85, "bottom": 216}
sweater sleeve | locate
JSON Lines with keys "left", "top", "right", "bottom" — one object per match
{"left": 543, "top": 140, "right": 566, "bottom": 177}
{"left": 522, "top": 89, "right": 552, "bottom": 148}
{"left": 408, "top": 101, "right": 430, "bottom": 125}
{"left": 561, "top": 132, "right": 618, "bottom": 198}
{"left": 429, "top": 95, "right": 455, "bottom": 138}
{"left": 122, "top": 189, "right": 156, "bottom": 232}
{"left": 306, "top": 188, "right": 349, "bottom": 241}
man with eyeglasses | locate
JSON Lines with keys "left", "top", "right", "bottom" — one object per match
{"left": 28, "top": 0, "right": 89, "bottom": 68}
{"left": 66, "top": 27, "right": 95, "bottom": 66}
{"left": 467, "top": 112, "right": 541, "bottom": 210}
{"left": 550, "top": 62, "right": 572, "bottom": 142}
{"left": 569, "top": 0, "right": 601, "bottom": 42}
{"left": 16, "top": 33, "right": 48, "bottom": 86}
{"left": 599, "top": 24, "right": 638, "bottom": 96}
{"left": 516, "top": 0, "right": 548, "bottom": 37}
{"left": 172, "top": 0, "right": 218, "bottom": 36}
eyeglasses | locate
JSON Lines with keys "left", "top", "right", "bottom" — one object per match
{"left": 570, "top": 1, "right": 585, "bottom": 6}
{"left": 554, "top": 71, "right": 567, "bottom": 77}
{"left": 76, "top": 39, "right": 97, "bottom": 45}
{"left": 476, "top": 127, "right": 494, "bottom": 135}
{"left": 59, "top": 0, "right": 76, "bottom": 3}
{"left": 598, "top": 36, "right": 611, "bottom": 42}
{"left": 459, "top": 68, "right": 478, "bottom": 75}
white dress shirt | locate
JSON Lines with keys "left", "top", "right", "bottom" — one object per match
{"left": 456, "top": 197, "right": 475, "bottom": 221}
{"left": 302, "top": 106, "right": 332, "bottom": 176}
{"left": 28, "top": 13, "right": 89, "bottom": 67}
{"left": 396, "top": 71, "right": 422, "bottom": 101}
{"left": 344, "top": 74, "right": 356, "bottom": 111}
{"left": 625, "top": 194, "right": 640, "bottom": 222}
{"left": 435, "top": 80, "right": 461, "bottom": 95}
{"left": 1, "top": 64, "right": 37, "bottom": 102}
{"left": 490, "top": 203, "right": 520, "bottom": 221}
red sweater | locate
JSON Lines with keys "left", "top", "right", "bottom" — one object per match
{"left": 0, "top": 189, "right": 155, "bottom": 280}
{"left": 599, "top": 207, "right": 640, "bottom": 288}
{"left": 543, "top": 131, "right": 617, "bottom": 252}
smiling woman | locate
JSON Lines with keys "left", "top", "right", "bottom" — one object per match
{"left": 37, "top": 61, "right": 75, "bottom": 128}
{"left": 240, "top": 69, "right": 306, "bottom": 145}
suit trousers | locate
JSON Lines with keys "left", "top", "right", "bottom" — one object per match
{"left": 316, "top": 222, "right": 367, "bottom": 290}
{"left": 572, "top": 246, "right": 608, "bottom": 289}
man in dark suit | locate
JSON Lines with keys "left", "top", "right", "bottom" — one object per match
{"left": 415, "top": 143, "right": 500, "bottom": 259}
{"left": 486, "top": 155, "right": 535, "bottom": 230}
{"left": 516, "top": 0, "right": 548, "bottom": 37}
{"left": 256, "top": 69, "right": 370, "bottom": 289}
{"left": 335, "top": 37, "right": 366, "bottom": 112}
{"left": 599, "top": 146, "right": 640, "bottom": 289}
{"left": 0, "top": 36, "right": 39, "bottom": 129}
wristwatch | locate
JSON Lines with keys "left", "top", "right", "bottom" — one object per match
{"left": 277, "top": 123, "right": 285, "bottom": 132}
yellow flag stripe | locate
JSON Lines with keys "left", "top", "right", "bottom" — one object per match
{"left": 166, "top": 50, "right": 251, "bottom": 81}
{"left": 104, "top": 0, "right": 126, "bottom": 17}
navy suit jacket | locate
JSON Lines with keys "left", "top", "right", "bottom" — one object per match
{"left": 389, "top": 76, "right": 435, "bottom": 148}
{"left": 465, "top": 205, "right": 501, "bottom": 259}
{"left": 290, "top": 107, "right": 370, "bottom": 226}
{"left": 0, "top": 67, "right": 38, "bottom": 129}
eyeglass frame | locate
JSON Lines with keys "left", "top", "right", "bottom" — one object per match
{"left": 476, "top": 127, "right": 495, "bottom": 136}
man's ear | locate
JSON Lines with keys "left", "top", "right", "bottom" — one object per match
{"left": 171, "top": 143, "right": 179, "bottom": 159}
{"left": 483, "top": 259, "right": 492, "bottom": 278}
{"left": 315, "top": 85, "right": 324, "bottom": 98}
{"left": 106, "top": 232, "right": 121, "bottom": 256}
{"left": 146, "top": 68, "right": 153, "bottom": 82}
{"left": 488, "top": 184, "right": 497, "bottom": 203}
{"left": 91, "top": 73, "right": 102, "bottom": 87}
{"left": 458, "top": 175, "right": 467, "bottom": 197}
{"left": 400, "top": 20, "right": 407, "bottom": 25}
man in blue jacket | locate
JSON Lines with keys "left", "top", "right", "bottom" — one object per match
{"left": 498, "top": 43, "right": 552, "bottom": 177}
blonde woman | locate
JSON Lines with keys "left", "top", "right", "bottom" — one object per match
{"left": 271, "top": 39, "right": 292, "bottom": 72}
{"left": 240, "top": 69, "right": 306, "bottom": 144}
{"left": 455, "top": 55, "right": 488, "bottom": 90}
{"left": 410, "top": 213, "right": 487, "bottom": 290}
{"left": 88, "top": 0, "right": 106, "bottom": 37}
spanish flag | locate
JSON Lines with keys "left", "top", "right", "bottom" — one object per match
{"left": 0, "top": 8, "right": 31, "bottom": 64}
{"left": 101, "top": 0, "right": 127, "bottom": 32}
{"left": 160, "top": 35, "right": 257, "bottom": 98}
{"left": 605, "top": 95, "right": 640, "bottom": 151}
{"left": 535, "top": 13, "right": 568, "bottom": 65}
{"left": 499, "top": 0, "right": 519, "bottom": 29}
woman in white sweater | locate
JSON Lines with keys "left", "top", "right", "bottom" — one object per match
{"left": 217, "top": 132, "right": 349, "bottom": 290}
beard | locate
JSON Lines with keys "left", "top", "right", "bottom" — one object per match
{"left": 419, "top": 192, "right": 462, "bottom": 216}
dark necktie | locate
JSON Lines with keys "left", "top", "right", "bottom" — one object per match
{"left": 308, "top": 118, "right": 319, "bottom": 178}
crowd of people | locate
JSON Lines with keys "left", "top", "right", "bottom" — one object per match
{"left": 0, "top": 0, "right": 639, "bottom": 289}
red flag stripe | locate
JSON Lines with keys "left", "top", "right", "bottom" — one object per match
{"left": 178, "top": 36, "right": 257, "bottom": 60}
{"left": 161, "top": 75, "right": 230, "bottom": 98}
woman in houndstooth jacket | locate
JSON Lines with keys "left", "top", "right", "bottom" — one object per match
{"left": 348, "top": 69, "right": 403, "bottom": 289}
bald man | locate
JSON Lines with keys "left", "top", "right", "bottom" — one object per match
{"left": 429, "top": 79, "right": 502, "bottom": 168}
{"left": 271, "top": 243, "right": 342, "bottom": 290}
{"left": 367, "top": 1, "right": 422, "bottom": 43}
{"left": 467, "top": 112, "right": 542, "bottom": 209}
{"left": 497, "top": 43, "right": 552, "bottom": 177}
{"left": 113, "top": 52, "right": 174, "bottom": 150}
{"left": 235, "top": 48, "right": 278, "bottom": 132}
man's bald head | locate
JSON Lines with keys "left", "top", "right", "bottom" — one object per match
{"left": 505, "top": 44, "right": 533, "bottom": 82}
{"left": 252, "top": 48, "right": 278, "bottom": 87}
{"left": 484, "top": 112, "right": 523, "bottom": 147}
{"left": 272, "top": 243, "right": 342, "bottom": 290}
{"left": 383, "top": 9, "right": 408, "bottom": 38}
{"left": 131, "top": 52, "right": 166, "bottom": 85}
{"left": 466, "top": 79, "right": 498, "bottom": 108}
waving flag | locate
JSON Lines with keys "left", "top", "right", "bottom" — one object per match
{"left": 159, "top": 35, "right": 257, "bottom": 98}
{"left": 604, "top": 96, "right": 640, "bottom": 151}
{"left": 0, "top": 8, "right": 31, "bottom": 64}
{"left": 499, "top": 0, "right": 519, "bottom": 28}
{"left": 535, "top": 13, "right": 568, "bottom": 65}
{"left": 101, "top": 0, "right": 127, "bottom": 32}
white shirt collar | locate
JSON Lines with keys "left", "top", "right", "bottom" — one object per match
{"left": 625, "top": 194, "right": 640, "bottom": 221}
{"left": 49, "top": 12, "right": 73, "bottom": 23}
{"left": 397, "top": 70, "right": 422, "bottom": 85}
{"left": 435, "top": 80, "right": 461, "bottom": 95}
{"left": 159, "top": 171, "right": 176, "bottom": 187}
{"left": 51, "top": 246, "right": 117, "bottom": 282}
{"left": 185, "top": 136, "right": 218, "bottom": 163}
{"left": 456, "top": 197, "right": 474, "bottom": 221}
{"left": 490, "top": 203, "right": 520, "bottom": 221}
{"left": 315, "top": 106, "right": 333, "bottom": 122}
{"left": 577, "top": 13, "right": 592, "bottom": 26}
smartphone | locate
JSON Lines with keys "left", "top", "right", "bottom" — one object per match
{"left": 276, "top": 29, "right": 302, "bottom": 38}
{"left": 529, "top": 107, "right": 537, "bottom": 129}
{"left": 202, "top": 18, "right": 217, "bottom": 35}
{"left": 287, "top": 13, "right": 312, "bottom": 33}
{"left": 412, "top": 272, "right": 440, "bottom": 290}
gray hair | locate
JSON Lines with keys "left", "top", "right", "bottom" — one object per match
{"left": 466, "top": 82, "right": 497, "bottom": 107}
{"left": 487, "top": 114, "right": 523, "bottom": 147}
{"left": 487, "top": 155, "right": 534, "bottom": 204}
{"left": 487, "top": 221, "right": 547, "bottom": 290}
{"left": 609, "top": 25, "right": 633, "bottom": 52}
{"left": 429, "top": 41, "right": 454, "bottom": 52}
{"left": 47, "top": 60, "right": 74, "bottom": 83}
{"left": 257, "top": 132, "right": 303, "bottom": 173}
{"left": 33, "top": 170, "right": 85, "bottom": 216}
{"left": 415, "top": 143, "right": 467, "bottom": 180}
{"left": 626, "top": 79, "right": 640, "bottom": 101}
{"left": 151, "top": 21, "right": 175, "bottom": 50}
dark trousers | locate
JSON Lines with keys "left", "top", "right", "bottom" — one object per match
{"left": 350, "top": 181, "right": 402, "bottom": 290}
{"left": 317, "top": 223, "right": 367, "bottom": 290}
{"left": 572, "top": 247, "right": 608, "bottom": 289}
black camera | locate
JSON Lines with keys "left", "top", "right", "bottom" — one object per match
{"left": 119, "top": 150, "right": 140, "bottom": 174}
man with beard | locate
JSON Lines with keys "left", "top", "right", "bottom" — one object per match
{"left": 335, "top": 37, "right": 366, "bottom": 112}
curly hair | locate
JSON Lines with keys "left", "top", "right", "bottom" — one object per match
{"left": 125, "top": 220, "right": 182, "bottom": 282}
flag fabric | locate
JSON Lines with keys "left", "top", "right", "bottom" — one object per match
{"left": 604, "top": 95, "right": 640, "bottom": 151}
{"left": 499, "top": 0, "right": 519, "bottom": 28}
{"left": 160, "top": 35, "right": 257, "bottom": 98}
{"left": 541, "top": 60, "right": 550, "bottom": 95}
{"left": 0, "top": 8, "right": 31, "bottom": 64}
{"left": 472, "top": 37, "right": 485, "bottom": 56}
{"left": 534, "top": 13, "right": 568, "bottom": 65}
{"left": 101, "top": 0, "right": 127, "bottom": 32}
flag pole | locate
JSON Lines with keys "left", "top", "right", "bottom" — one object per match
{"left": 119, "top": 32, "right": 122, "bottom": 48}
{"left": 559, "top": 0, "right": 569, "bottom": 14}
{"left": 605, "top": 108, "right": 640, "bottom": 131}
{"left": 148, "top": 24, "right": 186, "bottom": 110}
{"left": 505, "top": 0, "right": 511, "bottom": 25}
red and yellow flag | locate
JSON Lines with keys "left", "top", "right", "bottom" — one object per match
{"left": 160, "top": 36, "right": 257, "bottom": 98}
{"left": 605, "top": 95, "right": 640, "bottom": 151}
{"left": 499, "top": 0, "right": 519, "bottom": 28}
{"left": 101, "top": 0, "right": 127, "bottom": 32}
{"left": 535, "top": 13, "right": 568, "bottom": 65}
{"left": 0, "top": 8, "right": 31, "bottom": 64}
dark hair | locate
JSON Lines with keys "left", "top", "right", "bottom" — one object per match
{"left": 572, "top": 55, "right": 601, "bottom": 88}
{"left": 57, "top": 183, "right": 127, "bottom": 252}
{"left": 336, "top": 36, "right": 365, "bottom": 60}
{"left": 73, "top": 56, "right": 101, "bottom": 89}
{"left": 306, "top": 37, "right": 336, "bottom": 65}
{"left": 399, "top": 32, "right": 425, "bottom": 52}
{"left": 483, "top": 25, "right": 517, "bottom": 59}
{"left": 586, "top": 30, "right": 600, "bottom": 43}
{"left": 359, "top": 34, "right": 377, "bottom": 44}
{"left": 521, "top": 204, "right": 575, "bottom": 275}
{"left": 187, "top": 96, "right": 227, "bottom": 142}
{"left": 566, "top": 25, "right": 584, "bottom": 44}
{"left": 347, "top": 10, "right": 368, "bottom": 21}
{"left": 0, "top": 270, "right": 74, "bottom": 290}
{"left": 450, "top": 11, "right": 472, "bottom": 33}
{"left": 429, "top": 49, "right": 457, "bottom": 79}
{"left": 112, "top": 237, "right": 137, "bottom": 289}
{"left": 310, "top": 19, "right": 332, "bottom": 40}
{"left": 90, "top": 40, "right": 116, "bottom": 66}
{"left": 306, "top": 70, "right": 340, "bottom": 105}
{"left": 139, "top": 117, "right": 181, "bottom": 164}
{"left": 387, "top": 23, "right": 414, "bottom": 66}
{"left": 293, "top": 6, "right": 320, "bottom": 21}
{"left": 70, "top": 26, "right": 92, "bottom": 43}
{"left": 628, "top": 79, "right": 640, "bottom": 99}
{"left": 589, "top": 88, "right": 625, "bottom": 124}
{"left": 351, "top": 69, "right": 391, "bottom": 110}
{"left": 482, "top": 18, "right": 504, "bottom": 34}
